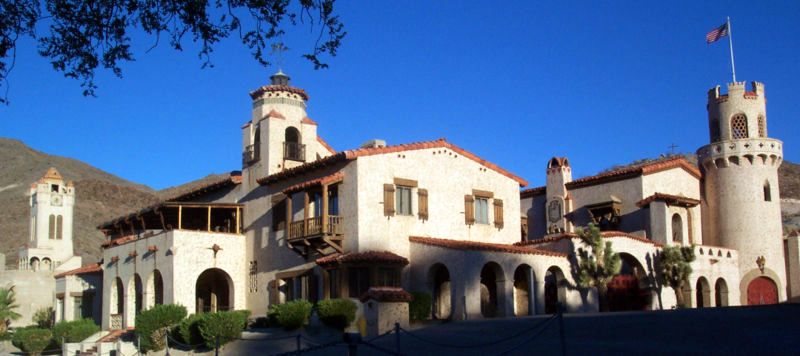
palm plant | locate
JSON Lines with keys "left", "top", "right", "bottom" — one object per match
{"left": 0, "top": 286, "right": 22, "bottom": 334}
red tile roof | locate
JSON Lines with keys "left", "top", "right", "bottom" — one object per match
{"left": 265, "top": 109, "right": 286, "bottom": 120}
{"left": 283, "top": 172, "right": 344, "bottom": 194}
{"left": 316, "top": 251, "right": 409, "bottom": 268}
{"left": 166, "top": 171, "right": 242, "bottom": 202}
{"left": 258, "top": 138, "right": 528, "bottom": 187}
{"left": 249, "top": 85, "right": 309, "bottom": 101}
{"left": 54, "top": 263, "right": 102, "bottom": 278}
{"left": 360, "top": 287, "right": 414, "bottom": 303}
{"left": 565, "top": 157, "right": 701, "bottom": 190}
{"left": 409, "top": 236, "right": 567, "bottom": 257}
{"left": 317, "top": 136, "right": 336, "bottom": 154}
{"left": 514, "top": 231, "right": 662, "bottom": 247}
{"left": 301, "top": 116, "right": 317, "bottom": 125}
{"left": 636, "top": 193, "right": 701, "bottom": 208}
{"left": 520, "top": 186, "right": 546, "bottom": 198}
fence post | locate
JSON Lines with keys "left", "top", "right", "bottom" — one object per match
{"left": 165, "top": 332, "right": 170, "bottom": 356}
{"left": 61, "top": 337, "right": 65, "bottom": 355}
{"left": 558, "top": 303, "right": 566, "bottom": 356}
{"left": 137, "top": 336, "right": 141, "bottom": 356}
{"left": 296, "top": 334, "right": 302, "bottom": 355}
{"left": 215, "top": 336, "right": 220, "bottom": 356}
{"left": 395, "top": 322, "right": 401, "bottom": 354}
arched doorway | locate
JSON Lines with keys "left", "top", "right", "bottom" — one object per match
{"left": 714, "top": 278, "right": 728, "bottom": 307}
{"left": 545, "top": 266, "right": 566, "bottom": 314}
{"left": 429, "top": 264, "right": 452, "bottom": 320}
{"left": 513, "top": 265, "right": 533, "bottom": 316}
{"left": 695, "top": 277, "right": 710, "bottom": 308}
{"left": 148, "top": 270, "right": 164, "bottom": 307}
{"left": 480, "top": 262, "right": 504, "bottom": 318}
{"left": 130, "top": 274, "right": 144, "bottom": 315}
{"left": 607, "top": 253, "right": 650, "bottom": 311}
{"left": 110, "top": 277, "right": 124, "bottom": 329}
{"left": 196, "top": 268, "right": 233, "bottom": 313}
{"left": 747, "top": 276, "right": 778, "bottom": 305}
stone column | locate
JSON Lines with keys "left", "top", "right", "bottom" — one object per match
{"left": 527, "top": 269, "right": 536, "bottom": 315}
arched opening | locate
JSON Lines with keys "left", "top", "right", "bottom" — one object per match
{"left": 147, "top": 270, "right": 164, "bottom": 307}
{"left": 607, "top": 253, "right": 651, "bottom": 311}
{"left": 671, "top": 214, "right": 683, "bottom": 243}
{"left": 56, "top": 215, "right": 63, "bottom": 239}
{"left": 29, "top": 257, "right": 40, "bottom": 271}
{"left": 730, "top": 113, "right": 749, "bottom": 139}
{"left": 714, "top": 278, "right": 728, "bottom": 307}
{"left": 130, "top": 274, "right": 144, "bottom": 315}
{"left": 196, "top": 268, "right": 233, "bottom": 313}
{"left": 747, "top": 276, "right": 778, "bottom": 305}
{"left": 513, "top": 265, "right": 533, "bottom": 316}
{"left": 41, "top": 258, "right": 52, "bottom": 271}
{"left": 764, "top": 181, "right": 772, "bottom": 202}
{"left": 545, "top": 266, "right": 566, "bottom": 314}
{"left": 48, "top": 214, "right": 56, "bottom": 239}
{"left": 110, "top": 277, "right": 124, "bottom": 329}
{"left": 695, "top": 277, "right": 711, "bottom": 308}
{"left": 428, "top": 264, "right": 452, "bottom": 320}
{"left": 284, "top": 127, "right": 304, "bottom": 161}
{"left": 480, "top": 262, "right": 505, "bottom": 318}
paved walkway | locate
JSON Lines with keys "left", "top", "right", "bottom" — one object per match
{"left": 196, "top": 304, "right": 800, "bottom": 355}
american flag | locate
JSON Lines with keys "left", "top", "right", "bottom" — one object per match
{"left": 706, "top": 23, "right": 729, "bottom": 44}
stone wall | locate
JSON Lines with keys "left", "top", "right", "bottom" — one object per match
{"left": 0, "top": 270, "right": 54, "bottom": 327}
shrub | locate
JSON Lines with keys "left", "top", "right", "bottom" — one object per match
{"left": 33, "top": 307, "right": 54, "bottom": 329}
{"left": 135, "top": 304, "right": 187, "bottom": 351}
{"left": 231, "top": 310, "right": 252, "bottom": 329}
{"left": 273, "top": 300, "right": 312, "bottom": 330}
{"left": 316, "top": 299, "right": 357, "bottom": 329}
{"left": 267, "top": 304, "right": 280, "bottom": 326}
{"left": 176, "top": 313, "right": 206, "bottom": 346}
{"left": 52, "top": 319, "right": 100, "bottom": 343}
{"left": 409, "top": 292, "right": 431, "bottom": 321}
{"left": 12, "top": 327, "right": 52, "bottom": 355}
{"left": 198, "top": 311, "right": 246, "bottom": 348}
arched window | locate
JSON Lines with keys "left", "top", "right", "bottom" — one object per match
{"left": 56, "top": 215, "right": 63, "bottom": 239}
{"left": 48, "top": 214, "right": 56, "bottom": 239}
{"left": 764, "top": 181, "right": 771, "bottom": 202}
{"left": 284, "top": 127, "right": 304, "bottom": 161}
{"left": 709, "top": 116, "right": 720, "bottom": 142}
{"left": 730, "top": 114, "right": 748, "bottom": 139}
{"left": 671, "top": 214, "right": 683, "bottom": 243}
{"left": 757, "top": 115, "right": 766, "bottom": 137}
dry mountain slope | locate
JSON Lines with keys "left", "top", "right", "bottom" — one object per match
{"left": 0, "top": 138, "right": 230, "bottom": 267}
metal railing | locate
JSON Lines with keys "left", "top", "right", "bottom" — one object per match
{"left": 243, "top": 143, "right": 260, "bottom": 165}
{"left": 283, "top": 141, "right": 306, "bottom": 161}
{"left": 288, "top": 216, "right": 342, "bottom": 240}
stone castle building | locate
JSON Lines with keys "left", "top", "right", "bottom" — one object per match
{"left": 57, "top": 73, "right": 796, "bottom": 334}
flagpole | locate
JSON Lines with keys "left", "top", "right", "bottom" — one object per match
{"left": 727, "top": 16, "right": 737, "bottom": 82}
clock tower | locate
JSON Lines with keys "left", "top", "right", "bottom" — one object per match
{"left": 19, "top": 167, "right": 79, "bottom": 272}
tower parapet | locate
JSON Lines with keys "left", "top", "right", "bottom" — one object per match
{"left": 698, "top": 81, "right": 785, "bottom": 304}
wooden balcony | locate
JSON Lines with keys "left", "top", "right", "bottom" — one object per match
{"left": 287, "top": 216, "right": 343, "bottom": 256}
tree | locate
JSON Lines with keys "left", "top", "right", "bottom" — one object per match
{"left": 575, "top": 223, "right": 621, "bottom": 312}
{"left": 0, "top": 0, "right": 346, "bottom": 103}
{"left": 657, "top": 244, "right": 696, "bottom": 308}
{"left": 0, "top": 286, "right": 22, "bottom": 334}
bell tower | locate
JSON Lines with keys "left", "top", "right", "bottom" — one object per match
{"left": 697, "top": 81, "right": 786, "bottom": 303}
{"left": 545, "top": 157, "right": 572, "bottom": 234}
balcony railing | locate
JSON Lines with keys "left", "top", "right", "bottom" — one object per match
{"left": 288, "top": 216, "right": 343, "bottom": 241}
{"left": 243, "top": 143, "right": 260, "bottom": 165}
{"left": 110, "top": 314, "right": 122, "bottom": 330}
{"left": 284, "top": 141, "right": 306, "bottom": 162}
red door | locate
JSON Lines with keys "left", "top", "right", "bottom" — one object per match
{"left": 747, "top": 277, "right": 778, "bottom": 305}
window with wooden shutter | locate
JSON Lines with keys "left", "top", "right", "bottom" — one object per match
{"left": 464, "top": 195, "right": 475, "bottom": 225}
{"left": 418, "top": 189, "right": 428, "bottom": 220}
{"left": 493, "top": 199, "right": 504, "bottom": 229}
{"left": 383, "top": 184, "right": 396, "bottom": 217}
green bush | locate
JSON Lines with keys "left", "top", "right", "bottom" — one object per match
{"left": 12, "top": 327, "right": 52, "bottom": 355}
{"left": 316, "top": 299, "right": 357, "bottom": 329}
{"left": 273, "top": 300, "right": 312, "bottom": 330}
{"left": 52, "top": 319, "right": 100, "bottom": 343}
{"left": 231, "top": 310, "right": 252, "bottom": 329}
{"left": 135, "top": 304, "right": 187, "bottom": 351}
{"left": 267, "top": 304, "right": 280, "bottom": 326}
{"left": 409, "top": 292, "right": 430, "bottom": 321}
{"left": 33, "top": 307, "right": 54, "bottom": 329}
{"left": 176, "top": 313, "right": 205, "bottom": 346}
{"left": 198, "top": 311, "right": 246, "bottom": 348}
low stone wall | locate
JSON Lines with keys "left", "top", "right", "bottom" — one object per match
{"left": 0, "top": 270, "right": 54, "bottom": 327}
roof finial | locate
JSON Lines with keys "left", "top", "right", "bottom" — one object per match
{"left": 270, "top": 42, "right": 291, "bottom": 85}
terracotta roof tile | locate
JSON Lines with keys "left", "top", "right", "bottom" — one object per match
{"left": 520, "top": 186, "right": 546, "bottom": 198}
{"left": 249, "top": 85, "right": 309, "bottom": 101}
{"left": 514, "top": 231, "right": 662, "bottom": 247}
{"left": 301, "top": 116, "right": 317, "bottom": 125}
{"left": 565, "top": 157, "right": 700, "bottom": 190}
{"left": 166, "top": 171, "right": 242, "bottom": 202}
{"left": 409, "top": 236, "right": 567, "bottom": 257}
{"left": 360, "top": 287, "right": 414, "bottom": 303}
{"left": 283, "top": 172, "right": 344, "bottom": 194}
{"left": 54, "top": 263, "right": 102, "bottom": 278}
{"left": 258, "top": 138, "right": 528, "bottom": 186}
{"left": 317, "top": 136, "right": 336, "bottom": 154}
{"left": 316, "top": 251, "right": 409, "bottom": 267}
{"left": 265, "top": 109, "right": 286, "bottom": 120}
{"left": 636, "top": 193, "right": 701, "bottom": 208}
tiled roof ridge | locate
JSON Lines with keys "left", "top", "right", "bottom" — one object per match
{"left": 166, "top": 171, "right": 242, "bottom": 202}
{"left": 317, "top": 136, "right": 336, "bottom": 154}
{"left": 514, "top": 231, "right": 662, "bottom": 247}
{"left": 520, "top": 186, "right": 545, "bottom": 198}
{"left": 283, "top": 172, "right": 344, "bottom": 194}
{"left": 301, "top": 116, "right": 317, "bottom": 125}
{"left": 636, "top": 192, "right": 702, "bottom": 208}
{"left": 54, "top": 262, "right": 102, "bottom": 278}
{"left": 315, "top": 250, "right": 410, "bottom": 267}
{"left": 409, "top": 236, "right": 567, "bottom": 257}
{"left": 565, "top": 157, "right": 700, "bottom": 189}
{"left": 360, "top": 287, "right": 414, "bottom": 303}
{"left": 249, "top": 84, "right": 309, "bottom": 101}
{"left": 258, "top": 138, "right": 528, "bottom": 186}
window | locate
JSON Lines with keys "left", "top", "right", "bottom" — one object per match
{"left": 475, "top": 198, "right": 489, "bottom": 224}
{"left": 672, "top": 214, "right": 683, "bottom": 243}
{"left": 764, "top": 181, "right": 772, "bottom": 202}
{"left": 272, "top": 199, "right": 286, "bottom": 231}
{"left": 48, "top": 214, "right": 56, "bottom": 239}
{"left": 51, "top": 184, "right": 59, "bottom": 192}
{"left": 377, "top": 268, "right": 401, "bottom": 287}
{"left": 249, "top": 261, "right": 258, "bottom": 293}
{"left": 328, "top": 188, "right": 339, "bottom": 215}
{"left": 396, "top": 186, "right": 413, "bottom": 215}
{"left": 328, "top": 269, "right": 340, "bottom": 298}
{"left": 348, "top": 268, "right": 370, "bottom": 298}
{"left": 73, "top": 296, "right": 83, "bottom": 320}
{"left": 56, "top": 215, "right": 63, "bottom": 240}
{"left": 757, "top": 116, "right": 766, "bottom": 137}
{"left": 730, "top": 114, "right": 748, "bottom": 139}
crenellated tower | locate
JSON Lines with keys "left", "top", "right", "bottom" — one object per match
{"left": 697, "top": 81, "right": 785, "bottom": 303}
{"left": 545, "top": 157, "right": 572, "bottom": 234}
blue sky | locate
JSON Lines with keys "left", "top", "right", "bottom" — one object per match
{"left": 1, "top": 1, "right": 798, "bottom": 190}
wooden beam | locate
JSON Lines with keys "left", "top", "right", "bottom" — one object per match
{"left": 236, "top": 207, "right": 241, "bottom": 234}
{"left": 157, "top": 209, "right": 167, "bottom": 231}
{"left": 207, "top": 206, "right": 212, "bottom": 232}
{"left": 321, "top": 183, "right": 329, "bottom": 235}
{"left": 303, "top": 191, "right": 310, "bottom": 236}
{"left": 178, "top": 205, "right": 182, "bottom": 230}
{"left": 286, "top": 194, "right": 293, "bottom": 232}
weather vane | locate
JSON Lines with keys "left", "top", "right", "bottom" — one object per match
{"left": 668, "top": 143, "right": 679, "bottom": 155}
{"left": 271, "top": 42, "right": 289, "bottom": 71}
